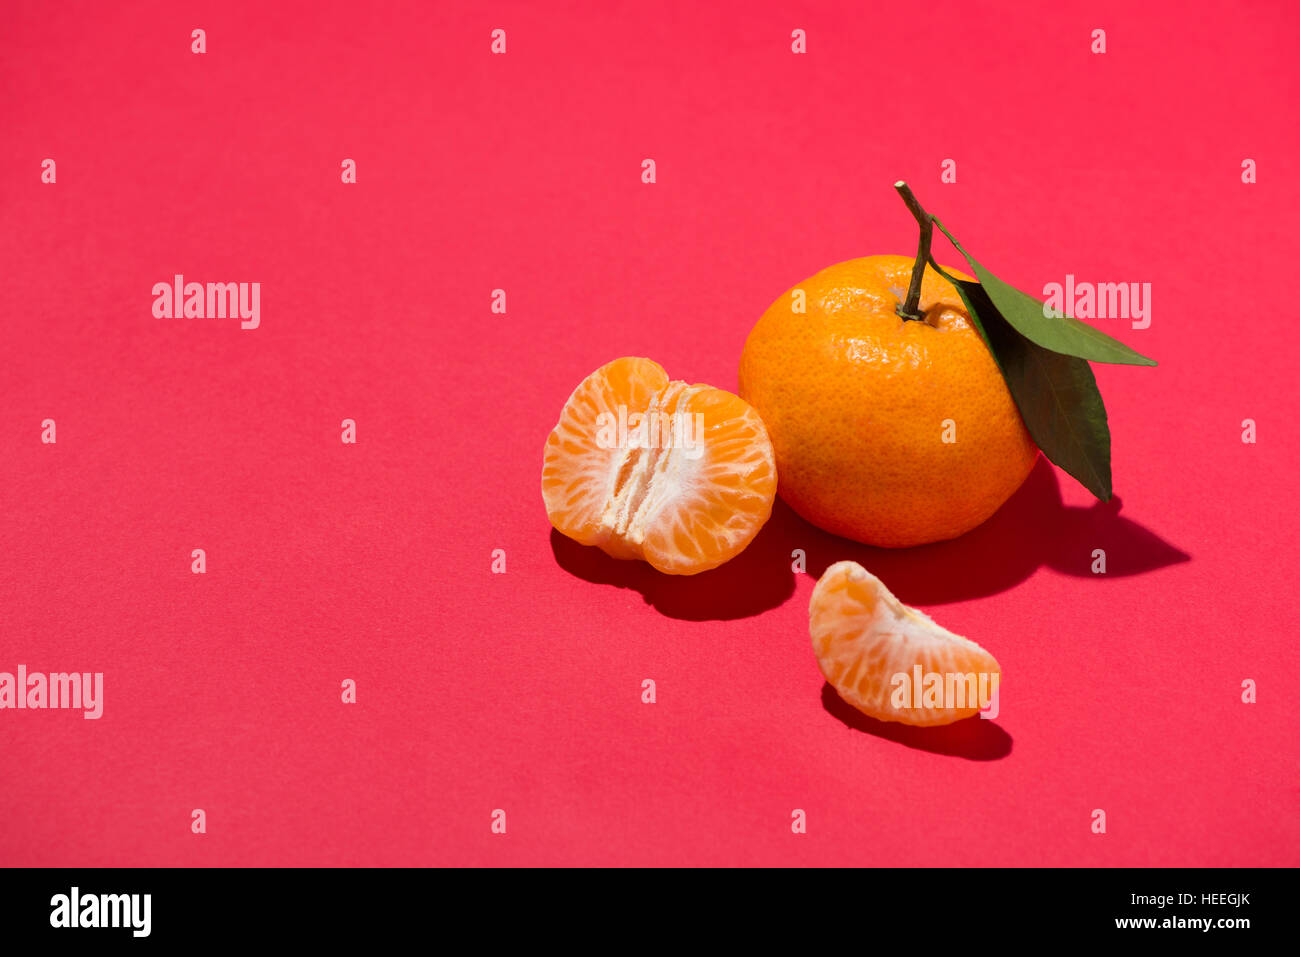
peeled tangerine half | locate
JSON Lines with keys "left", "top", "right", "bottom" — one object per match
{"left": 810, "top": 561, "right": 1001, "bottom": 726}
{"left": 543, "top": 357, "right": 777, "bottom": 575}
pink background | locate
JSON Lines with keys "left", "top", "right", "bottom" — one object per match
{"left": 2, "top": 0, "right": 1297, "bottom": 866}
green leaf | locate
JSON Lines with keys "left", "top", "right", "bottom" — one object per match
{"left": 945, "top": 277, "right": 1114, "bottom": 501}
{"left": 933, "top": 218, "right": 1157, "bottom": 367}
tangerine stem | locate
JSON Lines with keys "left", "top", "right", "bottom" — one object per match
{"left": 893, "top": 180, "right": 932, "bottom": 322}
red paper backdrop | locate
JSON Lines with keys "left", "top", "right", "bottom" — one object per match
{"left": 2, "top": 0, "right": 1297, "bottom": 866}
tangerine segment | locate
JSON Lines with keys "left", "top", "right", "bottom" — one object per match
{"left": 542, "top": 357, "right": 777, "bottom": 575}
{"left": 810, "top": 561, "right": 1001, "bottom": 726}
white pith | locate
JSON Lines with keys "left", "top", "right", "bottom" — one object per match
{"left": 597, "top": 382, "right": 700, "bottom": 546}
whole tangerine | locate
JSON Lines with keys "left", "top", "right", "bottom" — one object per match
{"left": 738, "top": 254, "right": 1038, "bottom": 547}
